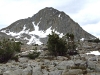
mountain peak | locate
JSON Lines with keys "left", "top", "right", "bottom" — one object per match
{"left": 0, "top": 7, "right": 95, "bottom": 45}
{"left": 39, "top": 7, "right": 59, "bottom": 12}
{"left": 32, "top": 7, "right": 66, "bottom": 20}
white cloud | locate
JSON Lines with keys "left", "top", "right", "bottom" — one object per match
{"left": 70, "top": 0, "right": 100, "bottom": 25}
{"left": 65, "top": 0, "right": 100, "bottom": 38}
{"left": 82, "top": 22, "right": 100, "bottom": 38}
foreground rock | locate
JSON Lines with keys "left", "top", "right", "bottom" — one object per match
{"left": 1, "top": 42, "right": 100, "bottom": 75}
{"left": 0, "top": 55, "right": 100, "bottom": 75}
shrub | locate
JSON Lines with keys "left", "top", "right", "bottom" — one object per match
{"left": 88, "top": 38, "right": 100, "bottom": 43}
{"left": 47, "top": 32, "right": 78, "bottom": 56}
{"left": 47, "top": 31, "right": 67, "bottom": 56}
{"left": 11, "top": 55, "right": 19, "bottom": 62}
{"left": 34, "top": 47, "right": 37, "bottom": 50}
{"left": 65, "top": 33, "right": 78, "bottom": 55}
{"left": 41, "top": 65, "right": 46, "bottom": 69}
{"left": 12, "top": 41, "right": 22, "bottom": 52}
{"left": 0, "top": 38, "right": 21, "bottom": 63}
{"left": 28, "top": 51, "right": 40, "bottom": 59}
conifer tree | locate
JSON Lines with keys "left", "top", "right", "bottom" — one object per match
{"left": 47, "top": 31, "right": 67, "bottom": 56}
{"left": 0, "top": 38, "right": 21, "bottom": 63}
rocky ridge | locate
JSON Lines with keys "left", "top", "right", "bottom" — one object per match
{"left": 0, "top": 7, "right": 95, "bottom": 45}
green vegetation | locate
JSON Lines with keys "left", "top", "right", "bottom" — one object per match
{"left": 47, "top": 31, "right": 77, "bottom": 56}
{"left": 88, "top": 38, "right": 100, "bottom": 43}
{"left": 28, "top": 51, "right": 40, "bottom": 59}
{"left": 32, "top": 44, "right": 38, "bottom": 50}
{"left": 13, "top": 41, "right": 22, "bottom": 52}
{"left": 33, "top": 47, "right": 37, "bottom": 50}
{"left": 65, "top": 33, "right": 77, "bottom": 55}
{"left": 0, "top": 38, "right": 21, "bottom": 63}
{"left": 47, "top": 31, "right": 67, "bottom": 56}
{"left": 11, "top": 55, "right": 19, "bottom": 62}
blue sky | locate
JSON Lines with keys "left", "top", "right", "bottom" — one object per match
{"left": 0, "top": 0, "right": 100, "bottom": 38}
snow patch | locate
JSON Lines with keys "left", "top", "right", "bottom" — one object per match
{"left": 24, "top": 37, "right": 29, "bottom": 40}
{"left": 1, "top": 21, "right": 65, "bottom": 45}
{"left": 27, "top": 35, "right": 42, "bottom": 45}
{"left": 7, "top": 32, "right": 18, "bottom": 36}
{"left": 40, "top": 17, "right": 42, "bottom": 20}
{"left": 27, "top": 21, "right": 53, "bottom": 45}
{"left": 1, "top": 25, "right": 28, "bottom": 37}
{"left": 1, "top": 30, "right": 6, "bottom": 33}
{"left": 54, "top": 30, "right": 64, "bottom": 38}
{"left": 58, "top": 14, "right": 61, "bottom": 17}
{"left": 29, "top": 22, "right": 52, "bottom": 38}
{"left": 21, "top": 50, "right": 43, "bottom": 54}
{"left": 86, "top": 51, "right": 100, "bottom": 55}
{"left": 80, "top": 38, "right": 84, "bottom": 41}
{"left": 15, "top": 36, "right": 20, "bottom": 39}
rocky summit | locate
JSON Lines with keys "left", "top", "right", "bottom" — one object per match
{"left": 0, "top": 7, "right": 95, "bottom": 45}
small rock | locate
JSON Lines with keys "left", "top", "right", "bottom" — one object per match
{"left": 32, "top": 66, "right": 43, "bottom": 75}
{"left": 62, "top": 69, "right": 83, "bottom": 75}
{"left": 19, "top": 57, "right": 29, "bottom": 63}
{"left": 49, "top": 70, "right": 63, "bottom": 75}
{"left": 22, "top": 66, "right": 32, "bottom": 75}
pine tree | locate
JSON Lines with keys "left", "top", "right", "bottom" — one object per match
{"left": 65, "top": 33, "right": 77, "bottom": 55}
{"left": 0, "top": 38, "right": 21, "bottom": 63}
{"left": 47, "top": 31, "right": 67, "bottom": 56}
